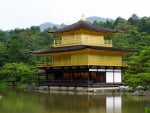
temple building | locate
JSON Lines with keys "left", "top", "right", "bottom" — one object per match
{"left": 31, "top": 19, "right": 135, "bottom": 91}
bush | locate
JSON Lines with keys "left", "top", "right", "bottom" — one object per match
{"left": 125, "top": 73, "right": 150, "bottom": 89}
{"left": 0, "top": 63, "right": 36, "bottom": 84}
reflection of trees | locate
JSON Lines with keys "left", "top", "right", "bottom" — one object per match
{"left": 122, "top": 95, "right": 146, "bottom": 113}
{"left": 37, "top": 93, "right": 108, "bottom": 113}
{"left": 0, "top": 90, "right": 147, "bottom": 113}
{"left": 0, "top": 90, "right": 120, "bottom": 113}
{"left": 0, "top": 89, "right": 40, "bottom": 113}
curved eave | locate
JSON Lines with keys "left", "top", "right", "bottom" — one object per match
{"left": 30, "top": 45, "right": 137, "bottom": 56}
{"left": 47, "top": 20, "right": 118, "bottom": 35}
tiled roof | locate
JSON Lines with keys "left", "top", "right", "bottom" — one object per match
{"left": 48, "top": 20, "right": 118, "bottom": 33}
{"left": 31, "top": 45, "right": 136, "bottom": 54}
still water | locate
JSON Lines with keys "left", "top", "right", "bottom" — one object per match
{"left": 0, "top": 89, "right": 149, "bottom": 113}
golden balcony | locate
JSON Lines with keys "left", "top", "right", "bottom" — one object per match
{"left": 37, "top": 62, "right": 53, "bottom": 68}
{"left": 36, "top": 60, "right": 127, "bottom": 68}
{"left": 104, "top": 40, "right": 112, "bottom": 47}
{"left": 53, "top": 39, "right": 112, "bottom": 47}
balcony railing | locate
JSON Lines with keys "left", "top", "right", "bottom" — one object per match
{"left": 53, "top": 39, "right": 112, "bottom": 47}
{"left": 37, "top": 62, "right": 53, "bottom": 68}
{"left": 36, "top": 61, "right": 127, "bottom": 68}
{"left": 104, "top": 40, "right": 112, "bottom": 47}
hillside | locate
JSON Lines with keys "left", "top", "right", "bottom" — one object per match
{"left": 39, "top": 22, "right": 61, "bottom": 31}
{"left": 39, "top": 16, "right": 113, "bottom": 31}
{"left": 86, "top": 16, "right": 113, "bottom": 23}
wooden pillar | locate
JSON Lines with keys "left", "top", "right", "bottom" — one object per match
{"left": 88, "top": 71, "right": 89, "bottom": 87}
{"left": 113, "top": 68, "right": 114, "bottom": 84}
{"left": 71, "top": 68, "right": 72, "bottom": 81}
{"left": 45, "top": 71, "right": 49, "bottom": 80}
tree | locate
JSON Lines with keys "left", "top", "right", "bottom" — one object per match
{"left": 111, "top": 19, "right": 140, "bottom": 49}
{"left": 124, "top": 47, "right": 150, "bottom": 88}
{"left": 128, "top": 14, "right": 139, "bottom": 26}
{"left": 93, "top": 20, "right": 114, "bottom": 28}
{"left": 0, "top": 63, "right": 36, "bottom": 84}
{"left": 0, "top": 30, "right": 8, "bottom": 66}
{"left": 0, "top": 42, "right": 8, "bottom": 66}
{"left": 138, "top": 16, "right": 150, "bottom": 34}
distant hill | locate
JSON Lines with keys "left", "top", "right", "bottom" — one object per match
{"left": 39, "top": 16, "right": 113, "bottom": 31}
{"left": 86, "top": 16, "right": 113, "bottom": 23}
{"left": 39, "top": 22, "right": 61, "bottom": 31}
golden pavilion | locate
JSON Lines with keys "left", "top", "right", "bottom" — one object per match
{"left": 31, "top": 19, "right": 135, "bottom": 90}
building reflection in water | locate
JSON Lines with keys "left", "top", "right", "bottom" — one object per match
{"left": 37, "top": 92, "right": 122, "bottom": 113}
{"left": 0, "top": 90, "right": 147, "bottom": 113}
{"left": 106, "top": 96, "right": 121, "bottom": 113}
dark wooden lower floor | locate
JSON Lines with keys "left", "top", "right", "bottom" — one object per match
{"left": 37, "top": 66, "right": 123, "bottom": 87}
{"left": 37, "top": 80, "right": 123, "bottom": 88}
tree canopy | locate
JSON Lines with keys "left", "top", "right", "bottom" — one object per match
{"left": 0, "top": 63, "right": 35, "bottom": 84}
{"left": 93, "top": 15, "right": 150, "bottom": 88}
{"left": 0, "top": 14, "right": 150, "bottom": 87}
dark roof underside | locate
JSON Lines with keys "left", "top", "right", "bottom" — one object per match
{"left": 48, "top": 20, "right": 118, "bottom": 33}
{"left": 31, "top": 45, "right": 136, "bottom": 54}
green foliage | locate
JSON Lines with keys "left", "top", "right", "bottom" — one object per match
{"left": 125, "top": 73, "right": 150, "bottom": 88}
{"left": 0, "top": 26, "right": 57, "bottom": 66}
{"left": 0, "top": 82, "right": 8, "bottom": 89}
{"left": 138, "top": 17, "right": 150, "bottom": 33}
{"left": 0, "top": 14, "right": 150, "bottom": 87}
{"left": 124, "top": 47, "right": 150, "bottom": 88}
{"left": 0, "top": 63, "right": 36, "bottom": 84}
{"left": 90, "top": 15, "right": 150, "bottom": 88}
{"left": 128, "top": 14, "right": 139, "bottom": 26}
{"left": 0, "top": 42, "right": 8, "bottom": 66}
{"left": 145, "top": 107, "right": 150, "bottom": 113}
{"left": 127, "top": 47, "right": 150, "bottom": 74}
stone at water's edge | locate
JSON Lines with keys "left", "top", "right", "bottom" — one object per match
{"left": 132, "top": 90, "right": 150, "bottom": 96}
{"left": 144, "top": 91, "right": 150, "bottom": 96}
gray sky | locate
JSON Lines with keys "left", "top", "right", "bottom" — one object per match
{"left": 0, "top": 0, "right": 150, "bottom": 30}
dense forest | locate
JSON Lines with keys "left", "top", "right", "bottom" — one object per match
{"left": 0, "top": 14, "right": 150, "bottom": 89}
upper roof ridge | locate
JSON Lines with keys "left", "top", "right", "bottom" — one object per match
{"left": 48, "top": 19, "right": 118, "bottom": 34}
{"left": 80, "top": 14, "right": 86, "bottom": 21}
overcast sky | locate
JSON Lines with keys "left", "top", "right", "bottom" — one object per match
{"left": 0, "top": 0, "right": 150, "bottom": 30}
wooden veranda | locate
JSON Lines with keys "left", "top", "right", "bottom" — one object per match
{"left": 37, "top": 80, "right": 123, "bottom": 88}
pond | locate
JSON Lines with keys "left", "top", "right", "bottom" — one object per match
{"left": 0, "top": 89, "right": 149, "bottom": 113}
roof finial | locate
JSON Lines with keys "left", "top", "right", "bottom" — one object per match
{"left": 80, "top": 14, "right": 86, "bottom": 21}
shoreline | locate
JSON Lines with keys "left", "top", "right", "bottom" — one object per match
{"left": 24, "top": 85, "right": 150, "bottom": 96}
